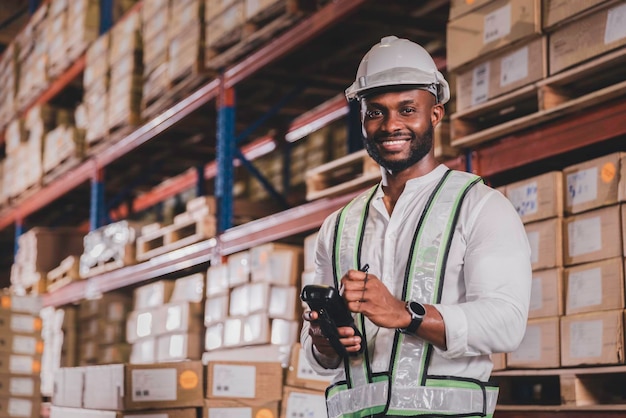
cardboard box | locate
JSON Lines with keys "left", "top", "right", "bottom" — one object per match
{"left": 0, "top": 354, "right": 40, "bottom": 376}
{"left": 491, "top": 352, "right": 507, "bottom": 371}
{"left": 563, "top": 152, "right": 626, "bottom": 214}
{"left": 133, "top": 280, "right": 176, "bottom": 310}
{"left": 249, "top": 243, "right": 303, "bottom": 286}
{"left": 204, "top": 295, "right": 229, "bottom": 326}
{"left": 129, "top": 338, "right": 156, "bottom": 365}
{"left": 206, "top": 361, "right": 283, "bottom": 401}
{"left": 0, "top": 312, "right": 41, "bottom": 336}
{"left": 524, "top": 217, "right": 563, "bottom": 270}
{"left": 50, "top": 406, "right": 198, "bottom": 418}
{"left": 505, "top": 171, "right": 564, "bottom": 224}
{"left": 528, "top": 268, "right": 564, "bottom": 319}
{"left": 270, "top": 319, "right": 299, "bottom": 347}
{"left": 446, "top": 0, "right": 542, "bottom": 71}
{"left": 565, "top": 257, "right": 624, "bottom": 314}
{"left": 155, "top": 301, "right": 204, "bottom": 335}
{"left": 543, "top": 0, "right": 612, "bottom": 29}
{"left": 83, "top": 361, "right": 204, "bottom": 410}
{"left": 204, "top": 398, "right": 280, "bottom": 418}
{"left": 0, "top": 396, "right": 40, "bottom": 418}
{"left": 126, "top": 307, "right": 163, "bottom": 344}
{"left": 456, "top": 36, "right": 547, "bottom": 111}
{"left": 280, "top": 386, "right": 326, "bottom": 418}
{"left": 506, "top": 316, "right": 560, "bottom": 369}
{"left": 206, "top": 264, "right": 229, "bottom": 297}
{"left": 0, "top": 334, "right": 43, "bottom": 357}
{"left": 303, "top": 232, "right": 318, "bottom": 272}
{"left": 205, "top": 323, "right": 224, "bottom": 351}
{"left": 449, "top": 0, "right": 494, "bottom": 20}
{"left": 52, "top": 367, "right": 85, "bottom": 408}
{"left": 78, "top": 293, "right": 131, "bottom": 321}
{"left": 156, "top": 333, "right": 202, "bottom": 362}
{"left": 563, "top": 205, "right": 622, "bottom": 266}
{"left": 170, "top": 273, "right": 205, "bottom": 303}
{"left": 268, "top": 286, "right": 301, "bottom": 321}
{"left": 560, "top": 309, "right": 625, "bottom": 367}
{"left": 0, "top": 375, "right": 40, "bottom": 398}
{"left": 549, "top": 1, "right": 626, "bottom": 74}
{"left": 0, "top": 295, "right": 42, "bottom": 315}
{"left": 227, "top": 251, "right": 251, "bottom": 288}
{"left": 286, "top": 343, "right": 333, "bottom": 391}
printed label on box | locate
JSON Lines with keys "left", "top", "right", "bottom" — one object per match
{"left": 286, "top": 391, "right": 327, "bottom": 418}
{"left": 12, "top": 335, "right": 37, "bottom": 355}
{"left": 208, "top": 407, "right": 252, "bottom": 418}
{"left": 508, "top": 181, "right": 538, "bottom": 217}
{"left": 10, "top": 376, "right": 35, "bottom": 396}
{"left": 484, "top": 4, "right": 511, "bottom": 44}
{"left": 529, "top": 277, "right": 543, "bottom": 312}
{"left": 568, "top": 267, "right": 602, "bottom": 309}
{"left": 605, "top": 3, "right": 626, "bottom": 44}
{"left": 570, "top": 320, "right": 603, "bottom": 358}
{"left": 527, "top": 231, "right": 539, "bottom": 264}
{"left": 213, "top": 364, "right": 256, "bottom": 398}
{"left": 509, "top": 325, "right": 541, "bottom": 362}
{"left": 501, "top": 46, "right": 529, "bottom": 86}
{"left": 568, "top": 217, "right": 602, "bottom": 257}
{"left": 471, "top": 62, "right": 490, "bottom": 106}
{"left": 567, "top": 168, "right": 598, "bottom": 206}
{"left": 8, "top": 398, "right": 32, "bottom": 416}
{"left": 10, "top": 355, "right": 34, "bottom": 374}
{"left": 297, "top": 348, "right": 333, "bottom": 383}
{"left": 10, "top": 315, "right": 35, "bottom": 333}
{"left": 131, "top": 368, "right": 177, "bottom": 401}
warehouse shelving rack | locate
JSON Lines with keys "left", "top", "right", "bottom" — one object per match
{"left": 2, "top": 2, "right": 626, "bottom": 415}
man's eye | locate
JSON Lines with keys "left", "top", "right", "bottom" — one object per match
{"left": 366, "top": 110, "right": 381, "bottom": 118}
{"left": 401, "top": 107, "right": 416, "bottom": 115}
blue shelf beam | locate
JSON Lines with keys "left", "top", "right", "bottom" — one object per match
{"left": 90, "top": 169, "right": 107, "bottom": 230}
{"left": 216, "top": 86, "right": 236, "bottom": 233}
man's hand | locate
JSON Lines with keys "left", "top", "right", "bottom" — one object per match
{"left": 340, "top": 269, "right": 407, "bottom": 329}
{"left": 303, "top": 310, "right": 363, "bottom": 357}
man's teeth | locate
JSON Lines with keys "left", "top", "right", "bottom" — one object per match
{"left": 382, "top": 140, "right": 406, "bottom": 145}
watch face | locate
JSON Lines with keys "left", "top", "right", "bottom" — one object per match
{"left": 409, "top": 301, "right": 426, "bottom": 317}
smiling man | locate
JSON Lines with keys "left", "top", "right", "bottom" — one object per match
{"left": 301, "top": 36, "right": 532, "bottom": 418}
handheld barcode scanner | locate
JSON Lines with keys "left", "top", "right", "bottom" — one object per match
{"left": 301, "top": 284, "right": 364, "bottom": 357}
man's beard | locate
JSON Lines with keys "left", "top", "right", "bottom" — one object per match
{"left": 364, "top": 124, "right": 434, "bottom": 173}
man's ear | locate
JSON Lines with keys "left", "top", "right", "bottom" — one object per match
{"left": 431, "top": 103, "right": 445, "bottom": 128}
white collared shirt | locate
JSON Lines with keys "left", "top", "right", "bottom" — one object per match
{"left": 301, "top": 164, "right": 532, "bottom": 382}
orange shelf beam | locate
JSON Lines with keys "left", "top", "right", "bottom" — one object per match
{"left": 473, "top": 99, "right": 626, "bottom": 178}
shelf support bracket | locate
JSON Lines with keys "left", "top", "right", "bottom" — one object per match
{"left": 216, "top": 84, "right": 236, "bottom": 233}
{"left": 90, "top": 168, "right": 107, "bottom": 231}
{"left": 235, "top": 148, "right": 289, "bottom": 210}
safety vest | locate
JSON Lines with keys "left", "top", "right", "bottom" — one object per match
{"left": 326, "top": 169, "right": 499, "bottom": 418}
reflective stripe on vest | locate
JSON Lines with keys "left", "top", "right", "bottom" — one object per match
{"left": 327, "top": 170, "right": 497, "bottom": 417}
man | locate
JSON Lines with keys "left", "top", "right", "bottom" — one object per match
{"left": 300, "top": 36, "right": 531, "bottom": 418}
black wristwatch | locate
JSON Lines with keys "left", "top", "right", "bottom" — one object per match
{"left": 399, "top": 301, "right": 426, "bottom": 335}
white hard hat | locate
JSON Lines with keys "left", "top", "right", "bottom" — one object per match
{"left": 345, "top": 36, "right": 450, "bottom": 104}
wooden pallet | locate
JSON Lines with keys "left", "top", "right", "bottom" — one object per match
{"left": 493, "top": 365, "right": 626, "bottom": 411}
{"left": 141, "top": 69, "right": 210, "bottom": 120}
{"left": 43, "top": 155, "right": 83, "bottom": 185}
{"left": 136, "top": 215, "right": 216, "bottom": 261}
{"left": 305, "top": 148, "right": 380, "bottom": 201}
{"left": 450, "top": 47, "right": 626, "bottom": 149}
{"left": 46, "top": 255, "right": 81, "bottom": 292}
{"left": 205, "top": 0, "right": 312, "bottom": 71}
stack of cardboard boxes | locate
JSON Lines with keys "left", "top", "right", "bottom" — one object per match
{"left": 0, "top": 294, "right": 44, "bottom": 418}
{"left": 128, "top": 275, "right": 205, "bottom": 364}
{"left": 501, "top": 152, "right": 626, "bottom": 370}
{"left": 446, "top": 0, "right": 626, "bottom": 146}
